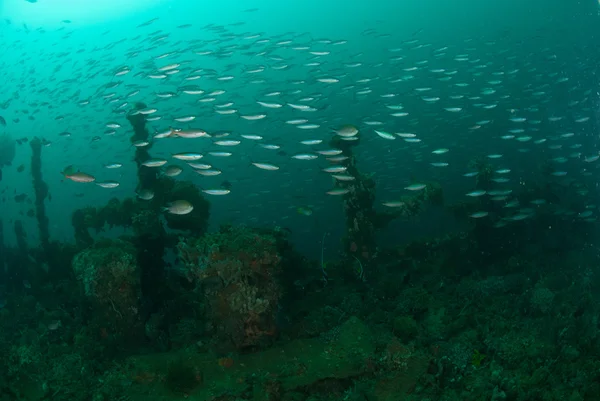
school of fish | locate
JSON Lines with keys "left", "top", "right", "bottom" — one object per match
{"left": 0, "top": 12, "right": 599, "bottom": 228}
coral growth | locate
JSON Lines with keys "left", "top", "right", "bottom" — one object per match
{"left": 177, "top": 225, "right": 282, "bottom": 351}
{"left": 72, "top": 239, "right": 143, "bottom": 346}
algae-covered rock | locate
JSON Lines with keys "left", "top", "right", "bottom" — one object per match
{"left": 392, "top": 316, "right": 419, "bottom": 341}
{"left": 72, "top": 239, "right": 143, "bottom": 346}
{"left": 177, "top": 225, "right": 283, "bottom": 352}
{"left": 119, "top": 317, "right": 375, "bottom": 401}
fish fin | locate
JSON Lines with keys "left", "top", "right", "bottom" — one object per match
{"left": 61, "top": 165, "right": 75, "bottom": 176}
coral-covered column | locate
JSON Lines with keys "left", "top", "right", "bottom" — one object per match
{"left": 127, "top": 103, "right": 156, "bottom": 191}
{"left": 126, "top": 103, "right": 167, "bottom": 307}
{"left": 342, "top": 147, "right": 378, "bottom": 266}
{"left": 30, "top": 138, "right": 50, "bottom": 257}
{"left": 0, "top": 219, "right": 4, "bottom": 275}
{"left": 330, "top": 137, "right": 377, "bottom": 272}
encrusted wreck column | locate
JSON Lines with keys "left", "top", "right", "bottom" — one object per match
{"left": 126, "top": 103, "right": 167, "bottom": 304}
{"left": 331, "top": 136, "right": 378, "bottom": 270}
{"left": 0, "top": 219, "right": 5, "bottom": 275}
{"left": 30, "top": 138, "right": 50, "bottom": 258}
{"left": 331, "top": 134, "right": 443, "bottom": 280}
{"left": 127, "top": 103, "right": 158, "bottom": 192}
{"left": 14, "top": 220, "right": 27, "bottom": 254}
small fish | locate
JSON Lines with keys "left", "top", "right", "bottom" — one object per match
{"left": 154, "top": 129, "right": 174, "bottom": 139}
{"left": 202, "top": 189, "right": 230, "bottom": 195}
{"left": 215, "top": 140, "right": 241, "bottom": 146}
{"left": 188, "top": 162, "right": 212, "bottom": 169}
{"left": 405, "top": 184, "right": 426, "bottom": 191}
{"left": 240, "top": 114, "right": 266, "bottom": 120}
{"left": 375, "top": 130, "right": 395, "bottom": 140}
{"left": 62, "top": 165, "right": 95, "bottom": 183}
{"left": 292, "top": 153, "right": 318, "bottom": 160}
{"left": 317, "top": 78, "right": 339, "bottom": 83}
{"left": 287, "top": 119, "right": 309, "bottom": 125}
{"left": 252, "top": 162, "right": 279, "bottom": 171}
{"left": 173, "top": 129, "right": 210, "bottom": 138}
{"left": 297, "top": 124, "right": 320, "bottom": 130}
{"left": 301, "top": 139, "right": 323, "bottom": 145}
{"left": 104, "top": 163, "right": 123, "bottom": 169}
{"left": 241, "top": 134, "right": 263, "bottom": 140}
{"left": 326, "top": 188, "right": 350, "bottom": 196}
{"left": 96, "top": 181, "right": 120, "bottom": 189}
{"left": 297, "top": 207, "right": 313, "bottom": 216}
{"left": 196, "top": 169, "right": 222, "bottom": 176}
{"left": 140, "top": 108, "right": 158, "bottom": 115}
{"left": 332, "top": 174, "right": 355, "bottom": 181}
{"left": 336, "top": 125, "right": 359, "bottom": 137}
{"left": 173, "top": 152, "right": 203, "bottom": 161}
{"left": 317, "top": 149, "right": 343, "bottom": 156}
{"left": 164, "top": 200, "right": 194, "bottom": 215}
{"left": 174, "top": 115, "right": 196, "bottom": 122}
{"left": 137, "top": 189, "right": 155, "bottom": 200}
{"left": 142, "top": 159, "right": 167, "bottom": 167}
{"left": 164, "top": 166, "right": 183, "bottom": 177}
{"left": 382, "top": 201, "right": 405, "bottom": 208}
{"left": 159, "top": 63, "right": 181, "bottom": 72}
{"left": 257, "top": 101, "right": 282, "bottom": 108}
{"left": 323, "top": 166, "right": 347, "bottom": 173}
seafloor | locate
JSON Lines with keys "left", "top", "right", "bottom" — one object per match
{"left": 0, "top": 113, "right": 598, "bottom": 401}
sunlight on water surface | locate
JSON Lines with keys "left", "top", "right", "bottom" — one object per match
{"left": 3, "top": 0, "right": 167, "bottom": 27}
